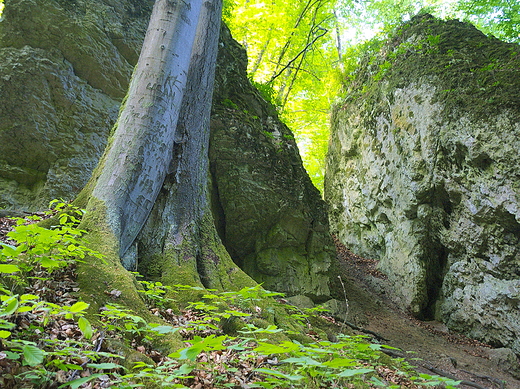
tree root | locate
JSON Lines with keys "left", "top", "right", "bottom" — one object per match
{"left": 461, "top": 369, "right": 506, "bottom": 389}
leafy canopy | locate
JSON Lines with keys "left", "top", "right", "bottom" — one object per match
{"left": 224, "top": 0, "right": 519, "bottom": 191}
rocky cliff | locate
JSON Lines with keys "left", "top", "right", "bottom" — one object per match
{"left": 210, "top": 27, "right": 336, "bottom": 301}
{"left": 0, "top": 0, "right": 337, "bottom": 301}
{"left": 326, "top": 14, "right": 520, "bottom": 353}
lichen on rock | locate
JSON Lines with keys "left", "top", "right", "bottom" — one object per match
{"left": 0, "top": 0, "right": 152, "bottom": 211}
{"left": 326, "top": 14, "right": 520, "bottom": 353}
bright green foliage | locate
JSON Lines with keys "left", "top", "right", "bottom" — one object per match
{"left": 455, "top": 0, "right": 520, "bottom": 42}
{"left": 174, "top": 334, "right": 229, "bottom": 361}
{"left": 1, "top": 200, "right": 103, "bottom": 285}
{"left": 225, "top": 0, "right": 342, "bottom": 191}
{"left": 0, "top": 202, "right": 102, "bottom": 385}
{"left": 99, "top": 304, "right": 148, "bottom": 337}
{"left": 0, "top": 206, "right": 459, "bottom": 388}
{"left": 250, "top": 335, "right": 382, "bottom": 388}
{"left": 225, "top": 0, "right": 519, "bottom": 191}
{"left": 135, "top": 276, "right": 174, "bottom": 309}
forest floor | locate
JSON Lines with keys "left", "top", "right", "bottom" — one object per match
{"left": 335, "top": 238, "right": 520, "bottom": 389}
{"left": 3, "top": 209, "right": 520, "bottom": 388}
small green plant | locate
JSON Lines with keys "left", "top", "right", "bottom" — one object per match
{"left": 113, "top": 360, "right": 193, "bottom": 388}
{"left": 0, "top": 201, "right": 101, "bottom": 387}
{"left": 99, "top": 304, "right": 148, "bottom": 339}
{"left": 262, "top": 130, "right": 275, "bottom": 139}
{"left": 249, "top": 79, "right": 281, "bottom": 110}
{"left": 0, "top": 217, "right": 463, "bottom": 388}
{"left": 372, "top": 60, "right": 392, "bottom": 81}
{"left": 250, "top": 334, "right": 391, "bottom": 388}
{"left": 412, "top": 373, "right": 461, "bottom": 388}
{"left": 426, "top": 34, "right": 441, "bottom": 46}
{"left": 136, "top": 277, "right": 174, "bottom": 309}
{"left": 221, "top": 98, "right": 238, "bottom": 109}
{"left": 1, "top": 200, "right": 103, "bottom": 289}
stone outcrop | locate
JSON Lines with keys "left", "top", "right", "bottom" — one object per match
{"left": 0, "top": 0, "right": 337, "bottom": 301}
{"left": 0, "top": 0, "right": 152, "bottom": 210}
{"left": 326, "top": 14, "right": 520, "bottom": 352}
{"left": 210, "top": 27, "right": 336, "bottom": 301}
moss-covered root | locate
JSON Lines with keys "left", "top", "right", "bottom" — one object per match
{"left": 197, "top": 211, "right": 257, "bottom": 290}
{"left": 76, "top": 199, "right": 145, "bottom": 315}
{"left": 160, "top": 210, "right": 257, "bottom": 306}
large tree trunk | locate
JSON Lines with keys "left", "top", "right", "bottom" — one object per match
{"left": 0, "top": 0, "right": 338, "bottom": 314}
{"left": 76, "top": 0, "right": 254, "bottom": 314}
{"left": 89, "top": 0, "right": 204, "bottom": 261}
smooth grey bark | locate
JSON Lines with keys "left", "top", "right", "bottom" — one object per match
{"left": 89, "top": 0, "right": 222, "bottom": 259}
{"left": 167, "top": 0, "right": 222, "bottom": 233}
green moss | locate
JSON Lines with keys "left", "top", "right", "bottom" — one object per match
{"left": 159, "top": 210, "right": 257, "bottom": 307}
{"left": 344, "top": 14, "right": 520, "bottom": 122}
{"left": 76, "top": 198, "right": 148, "bottom": 317}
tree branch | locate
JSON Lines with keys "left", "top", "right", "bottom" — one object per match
{"left": 270, "top": 27, "right": 328, "bottom": 83}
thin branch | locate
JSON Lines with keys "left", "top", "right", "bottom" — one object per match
{"left": 270, "top": 27, "right": 328, "bottom": 83}
{"left": 273, "top": 0, "right": 326, "bottom": 73}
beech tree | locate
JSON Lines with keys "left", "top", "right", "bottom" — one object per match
{"left": 75, "top": 0, "right": 255, "bottom": 313}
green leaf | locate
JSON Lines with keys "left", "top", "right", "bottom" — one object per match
{"left": 0, "top": 242, "right": 17, "bottom": 250}
{"left": 254, "top": 340, "right": 299, "bottom": 354}
{"left": 0, "top": 244, "right": 21, "bottom": 257}
{"left": 69, "top": 301, "right": 89, "bottom": 313}
{"left": 224, "top": 310, "right": 251, "bottom": 317}
{"left": 22, "top": 344, "right": 45, "bottom": 366}
{"left": 281, "top": 356, "right": 322, "bottom": 366}
{"left": 255, "top": 368, "right": 304, "bottom": 381}
{"left": 1, "top": 297, "right": 19, "bottom": 316}
{"left": 178, "top": 345, "right": 204, "bottom": 361}
{"left": 148, "top": 325, "right": 180, "bottom": 334}
{"left": 0, "top": 264, "right": 20, "bottom": 273}
{"left": 61, "top": 373, "right": 104, "bottom": 389}
{"left": 78, "top": 316, "right": 93, "bottom": 339}
{"left": 87, "top": 362, "right": 123, "bottom": 370}
{"left": 20, "top": 294, "right": 39, "bottom": 301}
{"left": 174, "top": 363, "right": 193, "bottom": 376}
{"left": 322, "top": 357, "right": 356, "bottom": 368}
{"left": 337, "top": 368, "right": 374, "bottom": 377}
{"left": 4, "top": 350, "right": 20, "bottom": 360}
{"left": 0, "top": 330, "right": 11, "bottom": 338}
{"left": 39, "top": 257, "right": 61, "bottom": 269}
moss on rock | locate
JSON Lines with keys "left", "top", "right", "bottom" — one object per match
{"left": 326, "top": 14, "right": 520, "bottom": 352}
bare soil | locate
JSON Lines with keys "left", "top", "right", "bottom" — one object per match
{"left": 336, "top": 239, "right": 520, "bottom": 389}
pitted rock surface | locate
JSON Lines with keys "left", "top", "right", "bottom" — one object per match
{"left": 326, "top": 14, "right": 520, "bottom": 353}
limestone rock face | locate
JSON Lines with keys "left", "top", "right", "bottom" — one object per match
{"left": 210, "top": 27, "right": 337, "bottom": 301}
{"left": 326, "top": 14, "right": 520, "bottom": 352}
{"left": 0, "top": 0, "right": 152, "bottom": 210}
{"left": 0, "top": 0, "right": 337, "bottom": 300}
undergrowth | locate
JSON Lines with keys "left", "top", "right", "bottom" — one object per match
{"left": 0, "top": 201, "right": 461, "bottom": 388}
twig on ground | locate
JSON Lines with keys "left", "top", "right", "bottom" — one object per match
{"left": 337, "top": 275, "right": 350, "bottom": 328}
{"left": 461, "top": 369, "right": 506, "bottom": 389}
{"left": 380, "top": 348, "right": 488, "bottom": 389}
{"left": 343, "top": 320, "right": 389, "bottom": 342}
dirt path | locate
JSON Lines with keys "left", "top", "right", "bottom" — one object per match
{"left": 336, "top": 241, "right": 520, "bottom": 389}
